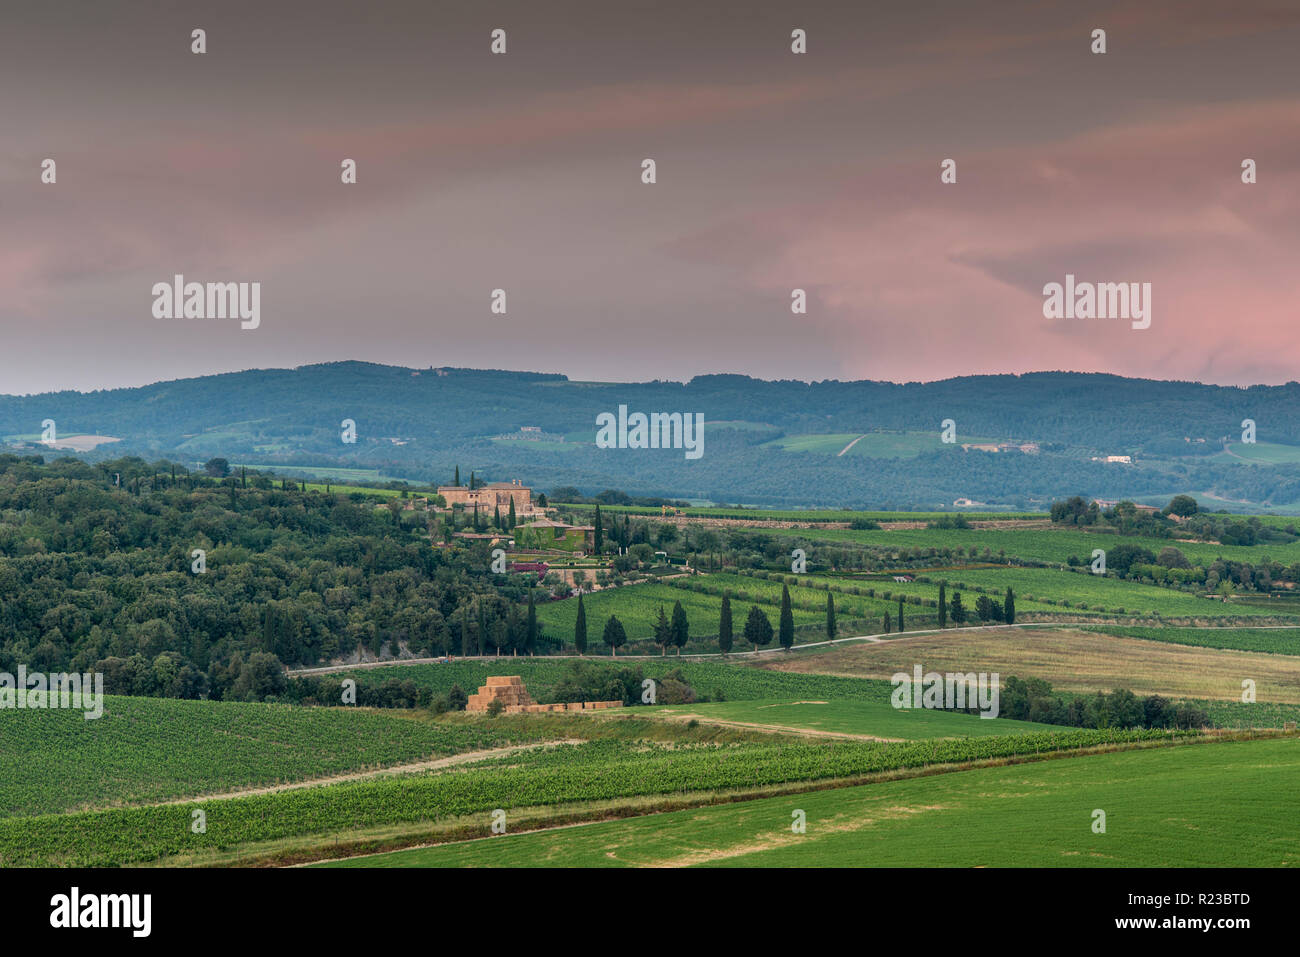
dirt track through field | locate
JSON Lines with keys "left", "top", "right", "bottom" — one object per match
{"left": 148, "top": 741, "right": 582, "bottom": 808}
{"left": 641, "top": 711, "right": 902, "bottom": 743}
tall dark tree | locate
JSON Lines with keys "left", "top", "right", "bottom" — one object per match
{"left": 507, "top": 498, "right": 516, "bottom": 529}
{"left": 718, "top": 594, "right": 733, "bottom": 654}
{"left": 742, "top": 605, "right": 773, "bottom": 652}
{"left": 448, "top": 684, "right": 468, "bottom": 711}
{"left": 493, "top": 504, "right": 501, "bottom": 530}
{"left": 882, "top": 611, "right": 890, "bottom": 634}
{"left": 670, "top": 600, "right": 689, "bottom": 656}
{"left": 897, "top": 597, "right": 905, "bottom": 632}
{"left": 526, "top": 591, "right": 538, "bottom": 654}
{"left": 825, "top": 592, "right": 836, "bottom": 641}
{"left": 1004, "top": 587, "right": 1016, "bottom": 625}
{"left": 602, "top": 615, "right": 627, "bottom": 656}
{"left": 653, "top": 606, "right": 672, "bottom": 656}
{"left": 453, "top": 465, "right": 460, "bottom": 487}
{"left": 938, "top": 582, "right": 948, "bottom": 628}
{"left": 593, "top": 504, "right": 603, "bottom": 553}
{"left": 574, "top": 593, "right": 588, "bottom": 655}
{"left": 779, "top": 584, "right": 795, "bottom": 651}
{"left": 950, "top": 590, "right": 966, "bottom": 624}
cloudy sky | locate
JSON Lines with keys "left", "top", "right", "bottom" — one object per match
{"left": 3, "top": 0, "right": 1298, "bottom": 394}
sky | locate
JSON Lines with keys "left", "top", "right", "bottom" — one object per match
{"left": 2, "top": 0, "right": 1299, "bottom": 395}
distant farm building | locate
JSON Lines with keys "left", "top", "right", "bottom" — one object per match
{"left": 513, "top": 518, "right": 595, "bottom": 553}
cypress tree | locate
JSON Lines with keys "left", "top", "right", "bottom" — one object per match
{"left": 670, "top": 600, "right": 689, "bottom": 656}
{"left": 938, "top": 582, "right": 948, "bottom": 628}
{"left": 742, "top": 605, "right": 773, "bottom": 652}
{"left": 574, "top": 593, "right": 588, "bottom": 655}
{"left": 882, "top": 611, "right": 890, "bottom": 634}
{"left": 898, "top": 597, "right": 905, "bottom": 632}
{"left": 493, "top": 504, "right": 501, "bottom": 530}
{"left": 526, "top": 590, "right": 537, "bottom": 653}
{"left": 1004, "top": 587, "right": 1016, "bottom": 625}
{"left": 507, "top": 498, "right": 516, "bottom": 529}
{"left": 779, "top": 584, "right": 795, "bottom": 651}
{"left": 593, "top": 504, "right": 603, "bottom": 553}
{"left": 718, "top": 594, "right": 733, "bottom": 654}
{"left": 653, "top": 606, "right": 672, "bottom": 655}
{"left": 825, "top": 592, "right": 836, "bottom": 641}
{"left": 454, "top": 465, "right": 460, "bottom": 487}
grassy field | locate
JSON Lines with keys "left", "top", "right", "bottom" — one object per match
{"left": 533, "top": 581, "right": 826, "bottom": 645}
{"left": 0, "top": 726, "right": 1179, "bottom": 866}
{"left": 333, "top": 736, "right": 1297, "bottom": 867}
{"left": 321, "top": 659, "right": 897, "bottom": 704}
{"left": 0, "top": 696, "right": 545, "bottom": 819}
{"left": 669, "top": 572, "right": 903, "bottom": 621}
{"left": 762, "top": 431, "right": 1003, "bottom": 459}
{"left": 644, "top": 698, "right": 1058, "bottom": 739}
{"left": 761, "top": 627, "right": 1300, "bottom": 705}
{"left": 557, "top": 504, "right": 1042, "bottom": 522}
{"left": 830, "top": 567, "right": 1295, "bottom": 619}
{"left": 1218, "top": 440, "right": 1300, "bottom": 465}
{"left": 1082, "top": 625, "right": 1300, "bottom": 656}
{"left": 765, "top": 523, "right": 1300, "bottom": 568}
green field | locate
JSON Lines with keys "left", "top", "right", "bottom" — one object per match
{"left": 557, "top": 504, "right": 1042, "bottom": 522}
{"left": 762, "top": 431, "right": 1003, "bottom": 459}
{"left": 832, "top": 567, "right": 1294, "bottom": 619}
{"left": 1217, "top": 441, "right": 1300, "bottom": 465}
{"left": 763, "top": 523, "right": 1300, "bottom": 568}
{"left": 489, "top": 437, "right": 577, "bottom": 453}
{"left": 325, "top": 659, "right": 897, "bottom": 704}
{"left": 646, "top": 698, "right": 1059, "bottom": 739}
{"left": 0, "top": 726, "right": 1180, "bottom": 866}
{"left": 0, "top": 696, "right": 542, "bottom": 819}
{"left": 1084, "top": 625, "right": 1300, "bottom": 655}
{"left": 327, "top": 735, "right": 1298, "bottom": 867}
{"left": 230, "top": 464, "right": 407, "bottom": 485}
{"left": 534, "top": 581, "right": 826, "bottom": 646}
{"left": 666, "top": 572, "right": 903, "bottom": 622}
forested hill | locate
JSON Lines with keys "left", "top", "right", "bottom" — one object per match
{"left": 4, "top": 362, "right": 1300, "bottom": 508}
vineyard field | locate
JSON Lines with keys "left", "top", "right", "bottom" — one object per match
{"left": 334, "top": 736, "right": 1298, "bottom": 868}
{"left": 0, "top": 728, "right": 1189, "bottom": 866}
{"left": 0, "top": 696, "right": 542, "bottom": 819}
{"left": 644, "top": 698, "right": 1059, "bottom": 739}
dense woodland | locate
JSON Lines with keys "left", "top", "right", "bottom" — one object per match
{"left": 7, "top": 362, "right": 1300, "bottom": 507}
{"left": 0, "top": 454, "right": 542, "bottom": 700}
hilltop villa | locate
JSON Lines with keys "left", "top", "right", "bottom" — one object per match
{"left": 436, "top": 479, "right": 545, "bottom": 520}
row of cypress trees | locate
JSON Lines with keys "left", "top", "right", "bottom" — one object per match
{"left": 570, "top": 584, "right": 837, "bottom": 656}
